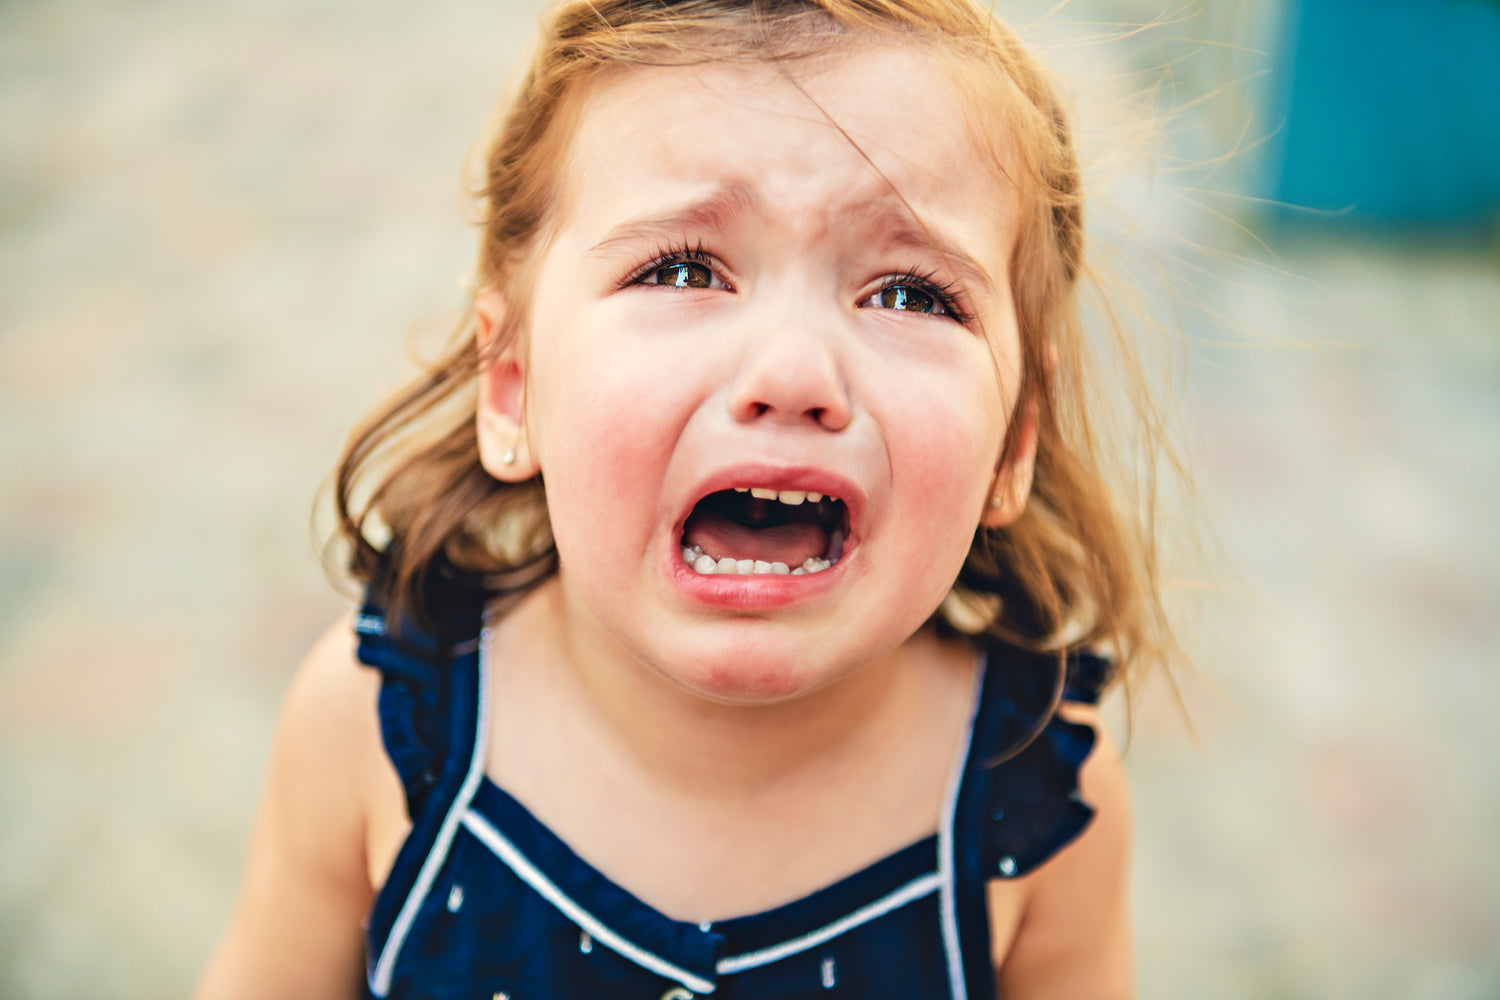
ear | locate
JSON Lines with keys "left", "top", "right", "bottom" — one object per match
{"left": 475, "top": 287, "right": 540, "bottom": 482}
{"left": 982, "top": 409, "right": 1038, "bottom": 528}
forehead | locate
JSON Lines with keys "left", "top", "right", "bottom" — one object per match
{"left": 551, "top": 44, "right": 1017, "bottom": 265}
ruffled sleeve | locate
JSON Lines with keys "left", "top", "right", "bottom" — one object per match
{"left": 353, "top": 601, "right": 464, "bottom": 818}
{"left": 967, "top": 643, "right": 1114, "bottom": 880}
{"left": 949, "top": 643, "right": 1117, "bottom": 1000}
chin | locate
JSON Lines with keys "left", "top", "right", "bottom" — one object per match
{"left": 655, "top": 643, "right": 839, "bottom": 706}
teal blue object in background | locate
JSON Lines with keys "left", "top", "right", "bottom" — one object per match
{"left": 1270, "top": 0, "right": 1500, "bottom": 229}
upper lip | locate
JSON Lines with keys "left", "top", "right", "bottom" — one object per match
{"left": 675, "top": 463, "right": 865, "bottom": 540}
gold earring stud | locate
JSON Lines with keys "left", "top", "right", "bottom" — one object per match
{"left": 989, "top": 495, "right": 1005, "bottom": 508}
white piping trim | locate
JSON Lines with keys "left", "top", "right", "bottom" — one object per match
{"left": 461, "top": 809, "right": 717, "bottom": 995}
{"left": 354, "top": 612, "right": 386, "bottom": 636}
{"left": 368, "top": 628, "right": 494, "bottom": 997}
{"left": 715, "top": 871, "right": 942, "bottom": 975}
{"left": 938, "top": 655, "right": 986, "bottom": 1000}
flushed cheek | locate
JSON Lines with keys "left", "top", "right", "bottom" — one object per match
{"left": 887, "top": 401, "right": 1001, "bottom": 575}
{"left": 543, "top": 411, "right": 673, "bottom": 562}
{"left": 539, "top": 374, "right": 699, "bottom": 582}
{"left": 900, "top": 381, "right": 1003, "bottom": 496}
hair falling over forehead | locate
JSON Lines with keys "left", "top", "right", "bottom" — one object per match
{"left": 332, "top": 0, "right": 1183, "bottom": 701}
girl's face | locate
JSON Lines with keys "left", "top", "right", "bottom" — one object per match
{"left": 486, "top": 44, "right": 1027, "bottom": 703}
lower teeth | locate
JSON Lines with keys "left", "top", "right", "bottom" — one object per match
{"left": 681, "top": 545, "right": 832, "bottom": 576}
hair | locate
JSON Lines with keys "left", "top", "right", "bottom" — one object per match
{"left": 332, "top": 0, "right": 1183, "bottom": 701}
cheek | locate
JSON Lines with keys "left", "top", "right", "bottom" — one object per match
{"left": 910, "top": 424, "right": 994, "bottom": 505}
{"left": 887, "top": 356, "right": 1007, "bottom": 496}
{"left": 901, "top": 417, "right": 995, "bottom": 549}
{"left": 530, "top": 340, "right": 685, "bottom": 557}
{"left": 881, "top": 360, "right": 1007, "bottom": 569}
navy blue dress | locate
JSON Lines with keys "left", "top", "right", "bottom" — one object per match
{"left": 355, "top": 603, "right": 1108, "bottom": 1000}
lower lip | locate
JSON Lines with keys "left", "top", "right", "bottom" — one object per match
{"left": 668, "top": 550, "right": 850, "bottom": 610}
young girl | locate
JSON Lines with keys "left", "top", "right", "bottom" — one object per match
{"left": 198, "top": 1, "right": 1173, "bottom": 997}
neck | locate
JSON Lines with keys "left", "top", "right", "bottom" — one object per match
{"left": 490, "top": 578, "right": 971, "bottom": 801}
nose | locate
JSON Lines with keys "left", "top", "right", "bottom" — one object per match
{"left": 726, "top": 307, "right": 852, "bottom": 432}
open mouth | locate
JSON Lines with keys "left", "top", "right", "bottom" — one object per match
{"left": 680, "top": 487, "right": 850, "bottom": 576}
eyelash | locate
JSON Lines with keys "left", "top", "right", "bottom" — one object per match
{"left": 873, "top": 269, "right": 975, "bottom": 325}
{"left": 621, "top": 241, "right": 975, "bottom": 325}
{"left": 620, "top": 240, "right": 720, "bottom": 289}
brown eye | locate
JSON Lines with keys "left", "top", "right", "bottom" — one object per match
{"left": 652, "top": 261, "right": 714, "bottom": 288}
{"left": 876, "top": 284, "right": 940, "bottom": 314}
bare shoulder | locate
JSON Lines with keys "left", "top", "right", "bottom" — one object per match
{"left": 193, "top": 616, "right": 388, "bottom": 1000}
{"left": 280, "top": 617, "right": 385, "bottom": 771}
{"left": 989, "top": 703, "right": 1134, "bottom": 1000}
{"left": 261, "top": 616, "right": 393, "bottom": 839}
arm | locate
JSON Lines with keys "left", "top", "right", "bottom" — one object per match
{"left": 992, "top": 705, "right": 1134, "bottom": 999}
{"left": 194, "top": 619, "right": 386, "bottom": 1000}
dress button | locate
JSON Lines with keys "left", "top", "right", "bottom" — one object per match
{"left": 998, "top": 856, "right": 1018, "bottom": 877}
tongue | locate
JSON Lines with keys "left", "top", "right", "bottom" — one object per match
{"left": 684, "top": 511, "right": 829, "bottom": 567}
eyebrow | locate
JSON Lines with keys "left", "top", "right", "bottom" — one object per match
{"left": 860, "top": 201, "right": 998, "bottom": 301}
{"left": 586, "top": 184, "right": 759, "bottom": 256}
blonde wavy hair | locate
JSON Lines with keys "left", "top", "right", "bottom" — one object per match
{"left": 333, "top": 0, "right": 1182, "bottom": 700}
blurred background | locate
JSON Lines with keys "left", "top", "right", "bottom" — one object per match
{"left": 1, "top": 0, "right": 1496, "bottom": 996}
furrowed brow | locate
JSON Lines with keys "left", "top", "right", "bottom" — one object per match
{"left": 857, "top": 202, "right": 998, "bottom": 300}
{"left": 587, "top": 184, "right": 757, "bottom": 256}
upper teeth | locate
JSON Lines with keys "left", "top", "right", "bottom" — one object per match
{"left": 733, "top": 487, "right": 830, "bottom": 505}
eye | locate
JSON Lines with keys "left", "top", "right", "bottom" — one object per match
{"left": 650, "top": 261, "right": 714, "bottom": 288}
{"left": 871, "top": 283, "right": 941, "bottom": 314}
{"left": 622, "top": 242, "right": 730, "bottom": 293}
{"left": 862, "top": 272, "right": 972, "bottom": 323}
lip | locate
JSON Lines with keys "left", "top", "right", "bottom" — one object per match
{"left": 668, "top": 548, "right": 851, "bottom": 610}
{"left": 668, "top": 462, "right": 864, "bottom": 610}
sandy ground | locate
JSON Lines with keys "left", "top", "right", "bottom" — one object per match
{"left": 2, "top": 1, "right": 1497, "bottom": 997}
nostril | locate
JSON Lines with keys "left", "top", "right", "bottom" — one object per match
{"left": 728, "top": 347, "right": 850, "bottom": 427}
{"left": 812, "top": 404, "right": 851, "bottom": 432}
